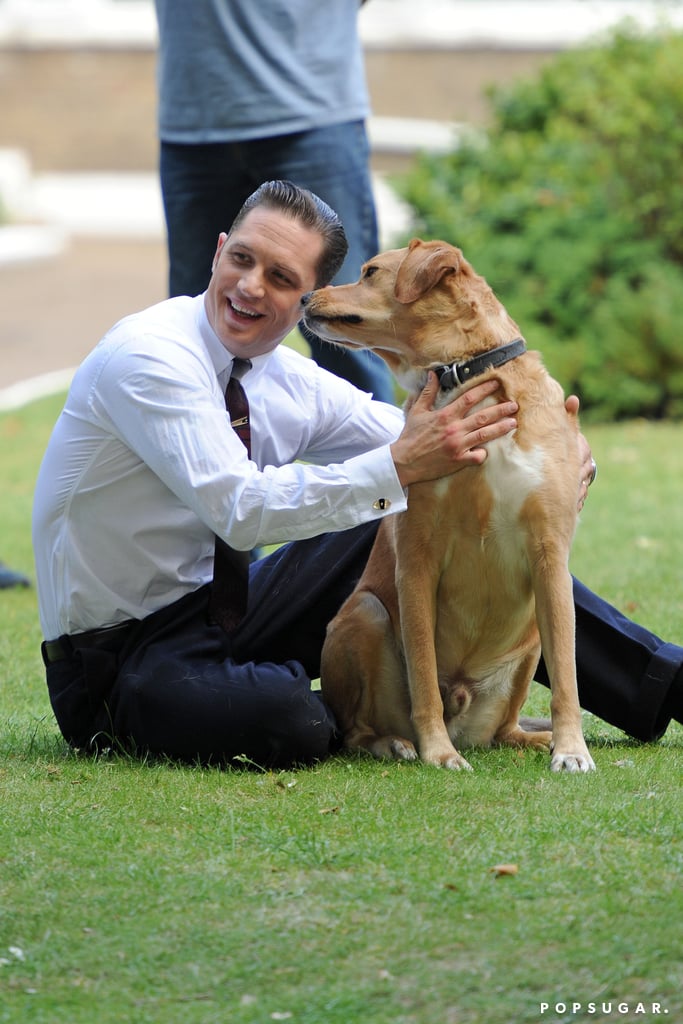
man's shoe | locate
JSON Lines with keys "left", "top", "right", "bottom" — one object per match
{"left": 0, "top": 562, "right": 31, "bottom": 589}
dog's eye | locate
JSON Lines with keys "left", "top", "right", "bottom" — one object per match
{"left": 363, "top": 265, "right": 379, "bottom": 280}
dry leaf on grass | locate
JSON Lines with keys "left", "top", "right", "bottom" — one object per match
{"left": 489, "top": 863, "right": 519, "bottom": 877}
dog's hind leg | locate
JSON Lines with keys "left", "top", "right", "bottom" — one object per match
{"left": 493, "top": 649, "right": 553, "bottom": 750}
{"left": 321, "top": 590, "right": 418, "bottom": 761}
{"left": 493, "top": 651, "right": 552, "bottom": 749}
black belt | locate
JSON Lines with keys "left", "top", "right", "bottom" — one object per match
{"left": 41, "top": 620, "right": 137, "bottom": 667}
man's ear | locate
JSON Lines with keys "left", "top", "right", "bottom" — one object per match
{"left": 211, "top": 232, "right": 229, "bottom": 273}
{"left": 394, "top": 238, "right": 460, "bottom": 304}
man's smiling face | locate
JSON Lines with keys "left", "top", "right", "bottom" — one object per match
{"left": 204, "top": 206, "right": 325, "bottom": 358}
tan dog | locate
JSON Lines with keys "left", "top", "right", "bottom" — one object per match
{"left": 303, "top": 239, "right": 595, "bottom": 772}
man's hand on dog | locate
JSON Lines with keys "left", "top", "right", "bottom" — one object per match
{"left": 390, "top": 377, "right": 596, "bottom": 505}
{"left": 565, "top": 393, "right": 596, "bottom": 511}
{"left": 390, "top": 374, "right": 518, "bottom": 488}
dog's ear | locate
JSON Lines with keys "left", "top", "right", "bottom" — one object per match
{"left": 394, "top": 239, "right": 460, "bottom": 304}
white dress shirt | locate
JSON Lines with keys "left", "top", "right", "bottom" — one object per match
{"left": 32, "top": 294, "right": 407, "bottom": 638}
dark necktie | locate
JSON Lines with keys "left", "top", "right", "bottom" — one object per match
{"left": 209, "top": 358, "right": 252, "bottom": 634}
{"left": 226, "top": 358, "right": 252, "bottom": 457}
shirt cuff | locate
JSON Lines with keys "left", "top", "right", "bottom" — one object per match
{"left": 344, "top": 444, "right": 408, "bottom": 518}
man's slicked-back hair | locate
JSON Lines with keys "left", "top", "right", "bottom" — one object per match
{"left": 229, "top": 180, "right": 349, "bottom": 288}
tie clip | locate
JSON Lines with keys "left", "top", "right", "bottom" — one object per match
{"left": 231, "top": 416, "right": 249, "bottom": 427}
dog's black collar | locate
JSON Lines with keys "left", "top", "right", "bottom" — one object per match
{"left": 433, "top": 338, "right": 527, "bottom": 391}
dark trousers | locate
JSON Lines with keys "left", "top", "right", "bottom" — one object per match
{"left": 45, "top": 525, "right": 378, "bottom": 768}
{"left": 45, "top": 523, "right": 682, "bottom": 768}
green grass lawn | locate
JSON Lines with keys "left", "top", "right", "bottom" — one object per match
{"left": 1, "top": 395, "right": 681, "bottom": 1024}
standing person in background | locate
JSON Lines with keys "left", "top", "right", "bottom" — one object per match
{"left": 153, "top": 0, "right": 396, "bottom": 402}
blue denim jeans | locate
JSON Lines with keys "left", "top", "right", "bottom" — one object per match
{"left": 159, "top": 122, "right": 396, "bottom": 402}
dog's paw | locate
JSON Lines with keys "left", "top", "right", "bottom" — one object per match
{"left": 388, "top": 736, "right": 419, "bottom": 761}
{"left": 422, "top": 746, "right": 474, "bottom": 771}
{"left": 441, "top": 752, "right": 474, "bottom": 772}
{"left": 495, "top": 725, "right": 552, "bottom": 750}
{"left": 550, "top": 750, "right": 596, "bottom": 773}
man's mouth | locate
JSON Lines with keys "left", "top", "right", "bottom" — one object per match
{"left": 229, "top": 298, "right": 263, "bottom": 320}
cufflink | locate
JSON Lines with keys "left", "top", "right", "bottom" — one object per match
{"left": 372, "top": 498, "right": 391, "bottom": 511}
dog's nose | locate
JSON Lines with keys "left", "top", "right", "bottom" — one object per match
{"left": 300, "top": 292, "right": 312, "bottom": 308}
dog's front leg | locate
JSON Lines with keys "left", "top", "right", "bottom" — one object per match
{"left": 532, "top": 557, "right": 595, "bottom": 772}
{"left": 395, "top": 532, "right": 472, "bottom": 771}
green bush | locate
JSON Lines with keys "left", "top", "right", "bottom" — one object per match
{"left": 396, "top": 27, "right": 683, "bottom": 421}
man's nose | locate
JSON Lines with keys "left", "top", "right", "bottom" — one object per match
{"left": 239, "top": 267, "right": 265, "bottom": 295}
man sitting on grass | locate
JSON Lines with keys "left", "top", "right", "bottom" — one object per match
{"left": 32, "top": 180, "right": 683, "bottom": 767}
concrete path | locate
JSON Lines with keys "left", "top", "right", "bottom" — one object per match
{"left": 0, "top": 235, "right": 167, "bottom": 407}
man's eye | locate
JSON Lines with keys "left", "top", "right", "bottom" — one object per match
{"left": 273, "top": 271, "right": 293, "bottom": 286}
{"left": 228, "top": 250, "right": 251, "bottom": 265}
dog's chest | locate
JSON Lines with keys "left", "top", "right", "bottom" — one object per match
{"left": 483, "top": 433, "right": 546, "bottom": 531}
{"left": 433, "top": 388, "right": 545, "bottom": 523}
{"left": 431, "top": 431, "right": 545, "bottom": 551}
{"left": 428, "top": 432, "right": 545, "bottom": 665}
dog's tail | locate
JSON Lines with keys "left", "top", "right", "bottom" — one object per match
{"left": 519, "top": 716, "right": 552, "bottom": 733}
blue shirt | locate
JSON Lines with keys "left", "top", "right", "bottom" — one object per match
{"left": 154, "top": 0, "right": 370, "bottom": 142}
